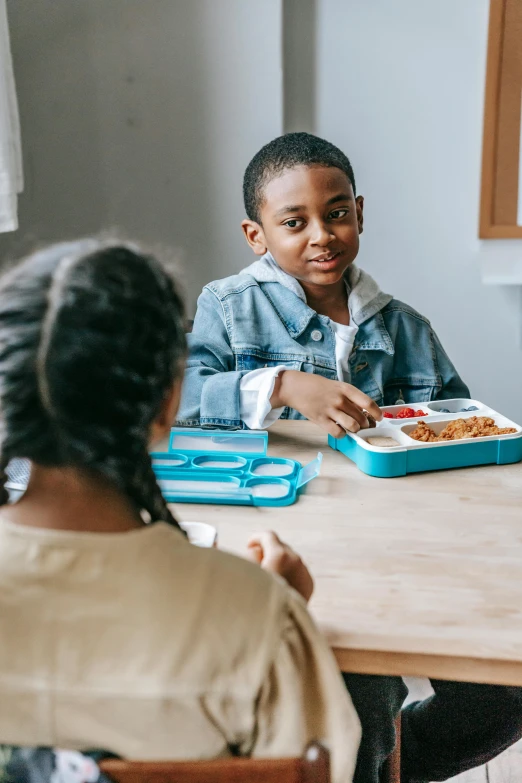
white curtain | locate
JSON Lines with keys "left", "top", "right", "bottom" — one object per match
{"left": 0, "top": 0, "right": 22, "bottom": 233}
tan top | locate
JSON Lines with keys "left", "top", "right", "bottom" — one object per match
{"left": 0, "top": 520, "right": 360, "bottom": 782}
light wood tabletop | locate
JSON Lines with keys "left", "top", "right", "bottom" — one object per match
{"left": 169, "top": 421, "right": 522, "bottom": 686}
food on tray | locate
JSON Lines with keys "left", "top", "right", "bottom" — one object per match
{"left": 397, "top": 408, "right": 427, "bottom": 419}
{"left": 438, "top": 405, "right": 479, "bottom": 413}
{"left": 409, "top": 421, "right": 439, "bottom": 442}
{"left": 367, "top": 436, "right": 400, "bottom": 448}
{"left": 383, "top": 407, "right": 428, "bottom": 419}
{"left": 409, "top": 416, "right": 517, "bottom": 443}
{"left": 384, "top": 404, "right": 480, "bottom": 419}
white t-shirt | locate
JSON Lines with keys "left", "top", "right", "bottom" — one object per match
{"left": 239, "top": 319, "right": 359, "bottom": 430}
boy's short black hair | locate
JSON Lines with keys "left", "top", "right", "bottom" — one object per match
{"left": 243, "top": 132, "right": 356, "bottom": 223}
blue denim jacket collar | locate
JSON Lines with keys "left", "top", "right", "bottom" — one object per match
{"left": 258, "top": 279, "right": 395, "bottom": 355}
{"left": 241, "top": 253, "right": 395, "bottom": 353}
{"left": 356, "top": 313, "right": 395, "bottom": 356}
{"left": 260, "top": 282, "right": 316, "bottom": 339}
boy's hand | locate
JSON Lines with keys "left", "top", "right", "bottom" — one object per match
{"left": 270, "top": 370, "right": 382, "bottom": 438}
{"left": 246, "top": 531, "right": 314, "bottom": 603}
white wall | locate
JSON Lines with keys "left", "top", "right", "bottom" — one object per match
{"left": 3, "top": 0, "right": 521, "bottom": 419}
{"left": 317, "top": 0, "right": 522, "bottom": 420}
{"left": 0, "top": 0, "right": 282, "bottom": 312}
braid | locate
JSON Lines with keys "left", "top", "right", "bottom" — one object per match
{"left": 36, "top": 253, "right": 79, "bottom": 423}
{"left": 129, "top": 453, "right": 179, "bottom": 527}
{"left": 0, "top": 239, "right": 187, "bottom": 530}
{"left": 0, "top": 455, "right": 10, "bottom": 507}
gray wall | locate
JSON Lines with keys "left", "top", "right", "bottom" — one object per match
{"left": 3, "top": 0, "right": 522, "bottom": 418}
{"left": 316, "top": 0, "right": 522, "bottom": 420}
{"left": 1, "top": 0, "right": 282, "bottom": 312}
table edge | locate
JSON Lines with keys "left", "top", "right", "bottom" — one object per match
{"left": 333, "top": 647, "right": 522, "bottom": 686}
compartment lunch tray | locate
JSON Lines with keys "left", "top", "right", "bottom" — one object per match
{"left": 329, "top": 399, "right": 522, "bottom": 478}
{"left": 152, "top": 428, "right": 322, "bottom": 506}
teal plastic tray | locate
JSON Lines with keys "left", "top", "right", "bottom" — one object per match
{"left": 152, "top": 428, "right": 322, "bottom": 506}
{"left": 329, "top": 399, "right": 522, "bottom": 478}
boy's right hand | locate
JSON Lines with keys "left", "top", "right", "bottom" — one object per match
{"left": 270, "top": 370, "right": 382, "bottom": 439}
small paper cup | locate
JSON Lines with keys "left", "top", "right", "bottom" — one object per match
{"left": 179, "top": 521, "right": 218, "bottom": 548}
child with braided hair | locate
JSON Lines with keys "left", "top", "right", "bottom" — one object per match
{"left": 0, "top": 239, "right": 186, "bottom": 529}
{"left": 0, "top": 239, "right": 360, "bottom": 783}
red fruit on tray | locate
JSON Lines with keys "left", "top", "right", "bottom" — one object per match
{"left": 413, "top": 409, "right": 428, "bottom": 417}
{"left": 396, "top": 407, "right": 415, "bottom": 419}
{"left": 383, "top": 411, "right": 394, "bottom": 419}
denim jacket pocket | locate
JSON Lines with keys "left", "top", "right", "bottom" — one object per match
{"left": 383, "top": 380, "right": 441, "bottom": 405}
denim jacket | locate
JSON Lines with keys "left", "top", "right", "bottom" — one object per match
{"left": 178, "top": 270, "right": 469, "bottom": 428}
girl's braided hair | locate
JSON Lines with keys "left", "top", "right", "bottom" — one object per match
{"left": 0, "top": 239, "right": 186, "bottom": 527}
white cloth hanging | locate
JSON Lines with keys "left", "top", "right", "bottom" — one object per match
{"left": 0, "top": 0, "right": 22, "bottom": 233}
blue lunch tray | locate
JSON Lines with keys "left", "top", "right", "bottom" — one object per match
{"left": 151, "top": 428, "right": 323, "bottom": 506}
{"left": 329, "top": 398, "right": 522, "bottom": 478}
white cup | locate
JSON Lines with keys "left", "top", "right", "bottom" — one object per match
{"left": 179, "top": 521, "right": 218, "bottom": 548}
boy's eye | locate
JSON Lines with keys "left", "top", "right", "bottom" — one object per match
{"left": 283, "top": 218, "right": 304, "bottom": 228}
{"left": 329, "top": 209, "right": 349, "bottom": 219}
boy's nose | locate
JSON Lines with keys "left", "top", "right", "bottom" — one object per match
{"left": 310, "top": 222, "right": 334, "bottom": 245}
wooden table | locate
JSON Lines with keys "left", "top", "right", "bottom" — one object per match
{"left": 170, "top": 421, "right": 522, "bottom": 686}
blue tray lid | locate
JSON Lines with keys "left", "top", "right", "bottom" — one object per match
{"left": 297, "top": 452, "right": 323, "bottom": 487}
{"left": 168, "top": 428, "right": 268, "bottom": 458}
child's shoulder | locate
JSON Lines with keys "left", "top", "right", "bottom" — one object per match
{"left": 203, "top": 272, "right": 261, "bottom": 300}
{"left": 381, "top": 297, "right": 432, "bottom": 328}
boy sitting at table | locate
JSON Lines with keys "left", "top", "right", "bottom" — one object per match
{"left": 179, "top": 131, "right": 522, "bottom": 783}
{"left": 178, "top": 131, "right": 468, "bottom": 434}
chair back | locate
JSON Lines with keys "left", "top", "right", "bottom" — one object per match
{"left": 99, "top": 742, "right": 330, "bottom": 783}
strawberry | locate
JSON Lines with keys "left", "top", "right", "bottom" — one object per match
{"left": 383, "top": 411, "right": 394, "bottom": 419}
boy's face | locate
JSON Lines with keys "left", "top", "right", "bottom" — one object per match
{"left": 242, "top": 165, "right": 364, "bottom": 288}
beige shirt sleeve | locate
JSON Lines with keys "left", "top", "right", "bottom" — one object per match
{"left": 253, "top": 589, "right": 361, "bottom": 783}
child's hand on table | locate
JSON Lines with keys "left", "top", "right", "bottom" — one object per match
{"left": 270, "top": 370, "right": 382, "bottom": 438}
{"left": 246, "top": 531, "right": 314, "bottom": 603}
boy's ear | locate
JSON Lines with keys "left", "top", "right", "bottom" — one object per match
{"left": 241, "top": 219, "right": 268, "bottom": 256}
{"left": 356, "top": 196, "right": 364, "bottom": 235}
{"left": 355, "top": 196, "right": 364, "bottom": 234}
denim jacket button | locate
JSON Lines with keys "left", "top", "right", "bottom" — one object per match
{"left": 311, "top": 329, "right": 323, "bottom": 342}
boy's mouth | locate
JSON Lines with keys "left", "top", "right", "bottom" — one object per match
{"left": 309, "top": 250, "right": 342, "bottom": 269}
